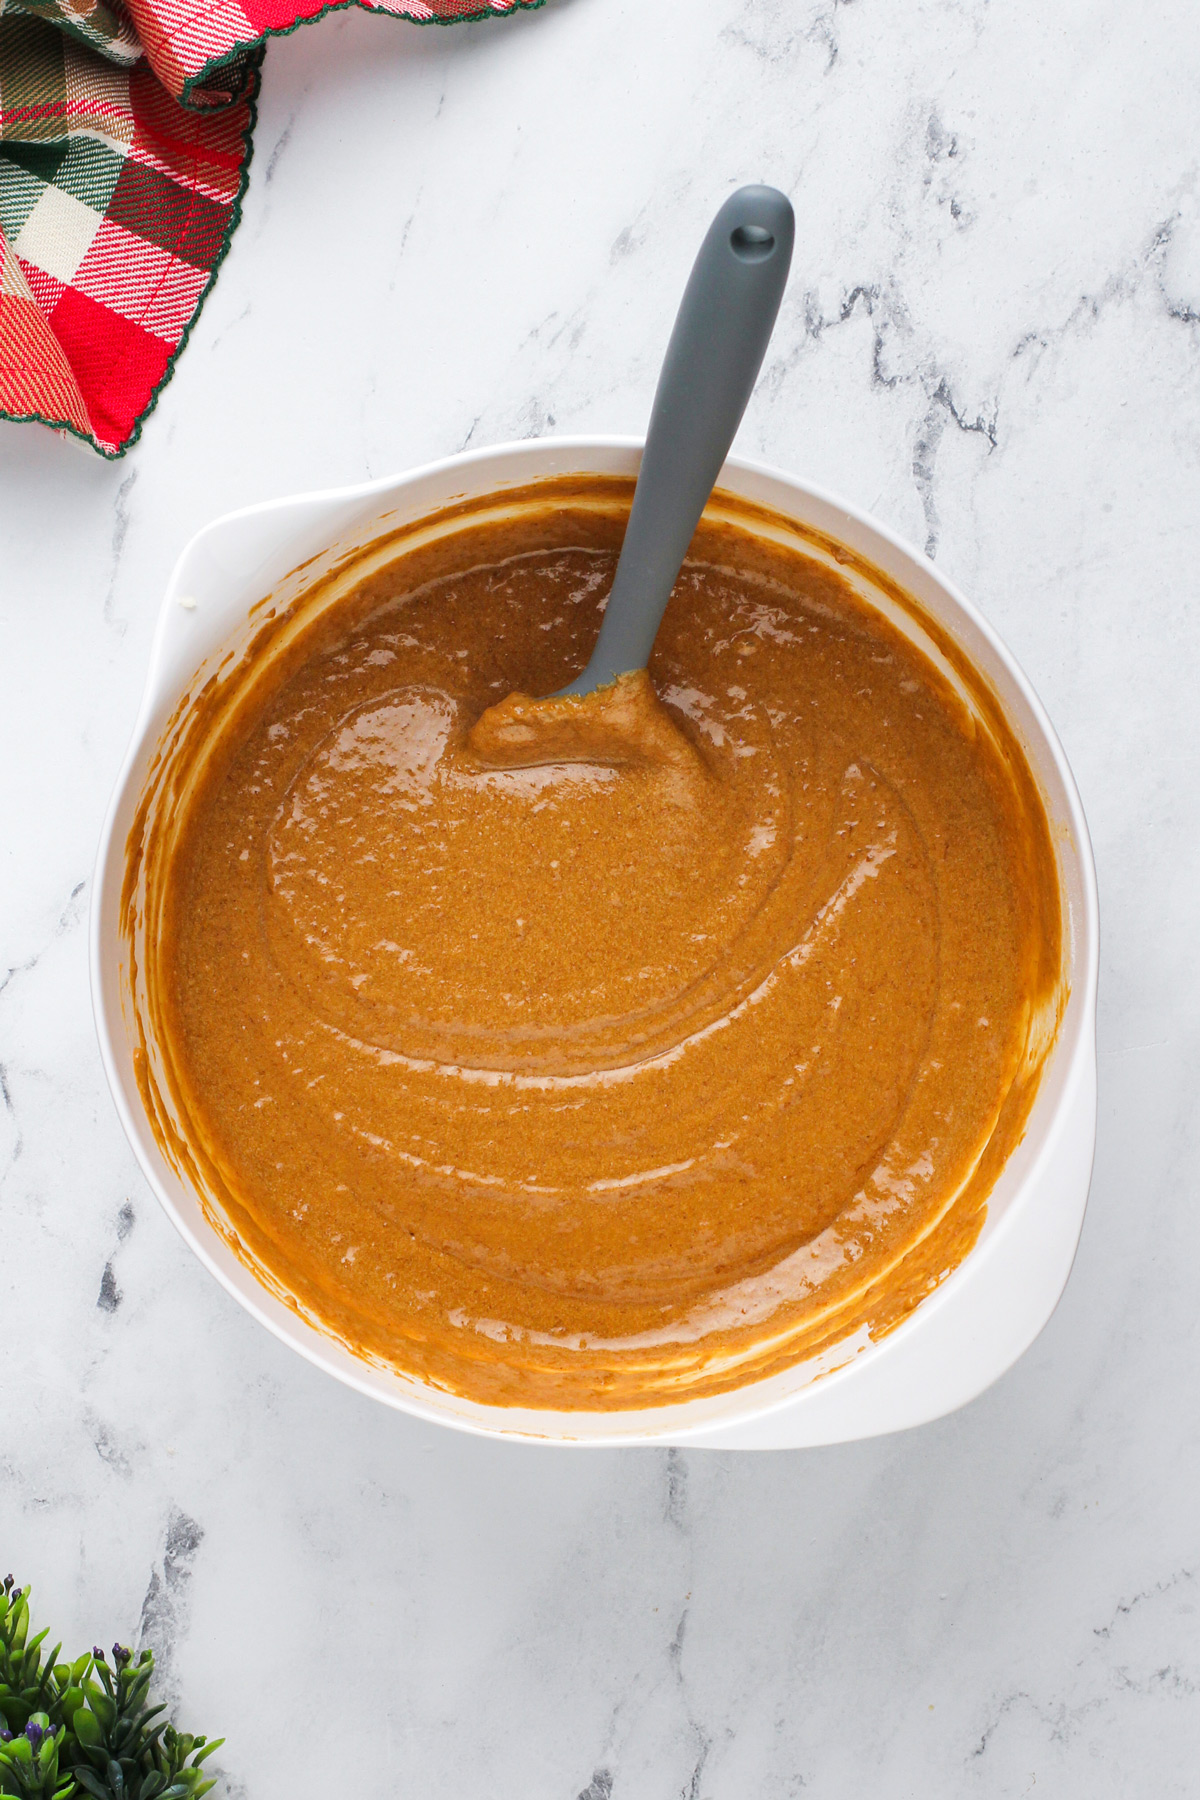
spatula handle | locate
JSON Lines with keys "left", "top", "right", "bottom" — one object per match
{"left": 561, "top": 185, "right": 795, "bottom": 696}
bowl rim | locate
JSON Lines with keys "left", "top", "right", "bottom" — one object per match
{"left": 90, "top": 434, "right": 1100, "bottom": 1445}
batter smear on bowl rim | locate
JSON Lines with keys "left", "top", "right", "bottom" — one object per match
{"left": 126, "top": 476, "right": 1064, "bottom": 1409}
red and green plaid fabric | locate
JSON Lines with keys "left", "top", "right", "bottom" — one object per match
{"left": 0, "top": 0, "right": 537, "bottom": 456}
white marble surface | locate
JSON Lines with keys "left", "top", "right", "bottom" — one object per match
{"left": 2, "top": 0, "right": 1199, "bottom": 1792}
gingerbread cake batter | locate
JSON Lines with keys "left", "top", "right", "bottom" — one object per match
{"left": 127, "top": 477, "right": 1064, "bottom": 1409}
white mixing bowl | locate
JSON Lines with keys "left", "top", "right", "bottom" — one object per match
{"left": 91, "top": 438, "right": 1099, "bottom": 1447}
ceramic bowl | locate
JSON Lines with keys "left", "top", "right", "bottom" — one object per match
{"left": 91, "top": 438, "right": 1099, "bottom": 1447}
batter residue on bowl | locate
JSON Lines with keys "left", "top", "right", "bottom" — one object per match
{"left": 127, "top": 477, "right": 1064, "bottom": 1409}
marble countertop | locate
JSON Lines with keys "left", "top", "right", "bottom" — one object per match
{"left": 3, "top": 0, "right": 1199, "bottom": 1792}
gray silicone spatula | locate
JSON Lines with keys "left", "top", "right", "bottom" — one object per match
{"left": 556, "top": 184, "right": 795, "bottom": 698}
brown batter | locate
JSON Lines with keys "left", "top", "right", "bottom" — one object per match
{"left": 126, "top": 477, "right": 1064, "bottom": 1410}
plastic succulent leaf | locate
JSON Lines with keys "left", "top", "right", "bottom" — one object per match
{"left": 0, "top": 1586, "right": 221, "bottom": 1800}
{"left": 0, "top": 1588, "right": 60, "bottom": 1741}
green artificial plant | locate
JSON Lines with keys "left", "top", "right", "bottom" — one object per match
{"left": 0, "top": 1576, "right": 221, "bottom": 1799}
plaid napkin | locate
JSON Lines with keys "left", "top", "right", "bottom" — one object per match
{"left": 0, "top": 0, "right": 536, "bottom": 456}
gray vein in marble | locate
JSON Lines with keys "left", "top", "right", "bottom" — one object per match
{"left": 773, "top": 196, "right": 1200, "bottom": 561}
{"left": 0, "top": 1062, "right": 22, "bottom": 1167}
{"left": 720, "top": 0, "right": 854, "bottom": 76}
{"left": 966, "top": 1559, "right": 1200, "bottom": 1775}
{"left": 264, "top": 112, "right": 297, "bottom": 187}
{"left": 663, "top": 1447, "right": 688, "bottom": 1534}
{"left": 103, "top": 471, "right": 138, "bottom": 635}
{"left": 95, "top": 1204, "right": 135, "bottom": 1317}
{"left": 1013, "top": 213, "right": 1200, "bottom": 383}
{"left": 96, "top": 1263, "right": 122, "bottom": 1315}
{"left": 1093, "top": 1568, "right": 1196, "bottom": 1645}
{"left": 786, "top": 281, "right": 997, "bottom": 556}
{"left": 667, "top": 1606, "right": 713, "bottom": 1800}
{"left": 138, "top": 1510, "right": 205, "bottom": 1696}
{"left": 0, "top": 880, "right": 87, "bottom": 1006}
{"left": 208, "top": 302, "right": 253, "bottom": 357}
{"left": 85, "top": 1410, "right": 135, "bottom": 1481}
{"left": 912, "top": 381, "right": 997, "bottom": 559}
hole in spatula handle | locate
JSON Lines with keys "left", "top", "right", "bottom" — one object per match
{"left": 730, "top": 223, "right": 776, "bottom": 261}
